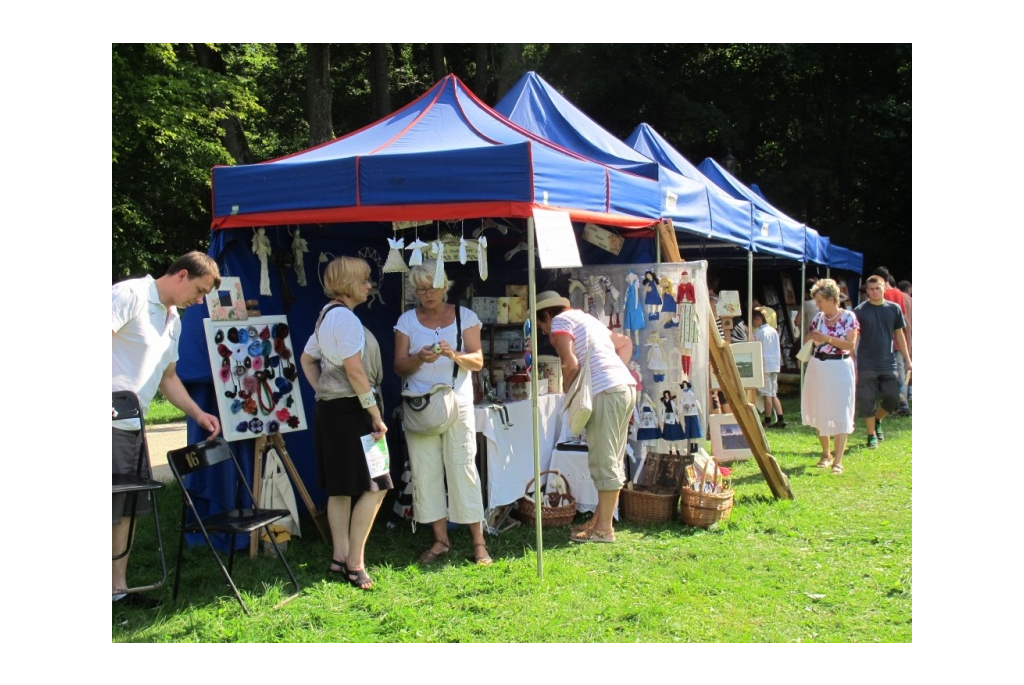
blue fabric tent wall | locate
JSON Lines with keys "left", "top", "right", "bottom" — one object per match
{"left": 495, "top": 72, "right": 751, "bottom": 248}
{"left": 212, "top": 74, "right": 662, "bottom": 231}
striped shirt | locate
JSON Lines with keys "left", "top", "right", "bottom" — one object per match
{"left": 550, "top": 309, "right": 635, "bottom": 395}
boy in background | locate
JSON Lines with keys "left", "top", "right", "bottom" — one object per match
{"left": 753, "top": 307, "right": 785, "bottom": 428}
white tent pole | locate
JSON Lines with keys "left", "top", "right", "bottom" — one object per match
{"left": 747, "top": 250, "right": 754, "bottom": 333}
{"left": 527, "top": 216, "right": 544, "bottom": 580}
{"left": 800, "top": 261, "right": 807, "bottom": 390}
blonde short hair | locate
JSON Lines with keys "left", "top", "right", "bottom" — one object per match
{"left": 323, "top": 256, "right": 370, "bottom": 300}
{"left": 810, "top": 278, "right": 841, "bottom": 303}
{"left": 408, "top": 260, "right": 452, "bottom": 295}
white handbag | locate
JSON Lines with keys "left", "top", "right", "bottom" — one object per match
{"left": 259, "top": 446, "right": 301, "bottom": 541}
{"left": 563, "top": 340, "right": 594, "bottom": 434}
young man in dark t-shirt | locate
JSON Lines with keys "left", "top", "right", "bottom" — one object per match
{"left": 853, "top": 275, "right": 912, "bottom": 448}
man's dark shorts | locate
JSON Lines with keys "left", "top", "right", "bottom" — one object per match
{"left": 856, "top": 369, "right": 901, "bottom": 418}
{"left": 113, "top": 427, "right": 152, "bottom": 525}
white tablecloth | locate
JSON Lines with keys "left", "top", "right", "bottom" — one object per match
{"left": 549, "top": 448, "right": 599, "bottom": 513}
{"left": 475, "top": 394, "right": 564, "bottom": 510}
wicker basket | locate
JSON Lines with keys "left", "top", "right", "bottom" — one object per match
{"left": 620, "top": 487, "right": 678, "bottom": 523}
{"left": 679, "top": 487, "right": 734, "bottom": 528}
{"left": 515, "top": 470, "right": 577, "bottom": 527}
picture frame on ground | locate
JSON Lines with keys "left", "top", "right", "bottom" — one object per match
{"left": 709, "top": 413, "right": 753, "bottom": 462}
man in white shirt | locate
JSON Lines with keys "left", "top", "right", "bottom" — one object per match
{"left": 753, "top": 307, "right": 785, "bottom": 428}
{"left": 112, "top": 251, "right": 222, "bottom": 604}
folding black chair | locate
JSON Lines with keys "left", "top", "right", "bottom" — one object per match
{"left": 112, "top": 390, "right": 167, "bottom": 594}
{"left": 168, "top": 437, "right": 301, "bottom": 614}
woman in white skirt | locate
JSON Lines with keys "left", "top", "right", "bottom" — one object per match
{"left": 801, "top": 279, "right": 860, "bottom": 474}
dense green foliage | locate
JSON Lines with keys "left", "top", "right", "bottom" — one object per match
{"left": 112, "top": 44, "right": 911, "bottom": 281}
{"left": 113, "top": 396, "right": 912, "bottom": 643}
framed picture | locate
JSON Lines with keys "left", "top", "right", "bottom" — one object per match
{"left": 788, "top": 307, "right": 800, "bottom": 339}
{"left": 781, "top": 274, "right": 796, "bottom": 305}
{"left": 634, "top": 451, "right": 685, "bottom": 494}
{"left": 715, "top": 290, "right": 741, "bottom": 318}
{"left": 206, "top": 276, "right": 248, "bottom": 322}
{"left": 203, "top": 315, "right": 307, "bottom": 442}
{"left": 729, "top": 341, "right": 765, "bottom": 389}
{"left": 710, "top": 413, "right": 753, "bottom": 462}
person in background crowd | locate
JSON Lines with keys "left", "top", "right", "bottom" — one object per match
{"left": 754, "top": 307, "right": 786, "bottom": 429}
{"left": 300, "top": 255, "right": 392, "bottom": 590}
{"left": 801, "top": 279, "right": 859, "bottom": 474}
{"left": 895, "top": 279, "right": 913, "bottom": 412}
{"left": 873, "top": 267, "right": 912, "bottom": 416}
{"left": 113, "top": 251, "right": 222, "bottom": 606}
{"left": 535, "top": 290, "right": 636, "bottom": 543}
{"left": 853, "top": 275, "right": 912, "bottom": 449}
{"left": 393, "top": 262, "right": 491, "bottom": 566}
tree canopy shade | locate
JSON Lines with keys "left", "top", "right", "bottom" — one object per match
{"left": 211, "top": 75, "right": 661, "bottom": 230}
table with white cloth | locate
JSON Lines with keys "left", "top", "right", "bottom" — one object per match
{"left": 548, "top": 447, "right": 618, "bottom": 519}
{"left": 474, "top": 394, "right": 564, "bottom": 512}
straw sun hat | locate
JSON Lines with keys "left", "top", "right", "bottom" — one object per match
{"left": 534, "top": 290, "right": 571, "bottom": 310}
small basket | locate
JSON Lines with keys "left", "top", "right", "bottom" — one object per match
{"left": 620, "top": 487, "right": 678, "bottom": 523}
{"left": 515, "top": 470, "right": 577, "bottom": 527}
{"left": 679, "top": 487, "right": 734, "bottom": 528}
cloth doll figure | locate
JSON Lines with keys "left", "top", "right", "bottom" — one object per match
{"left": 622, "top": 271, "right": 646, "bottom": 359}
{"left": 679, "top": 381, "right": 703, "bottom": 454}
{"left": 291, "top": 228, "right": 309, "bottom": 286}
{"left": 660, "top": 390, "right": 686, "bottom": 455}
{"left": 643, "top": 270, "right": 662, "bottom": 320}
{"left": 384, "top": 235, "right": 410, "bottom": 273}
{"left": 628, "top": 360, "right": 644, "bottom": 394}
{"left": 583, "top": 275, "right": 607, "bottom": 322}
{"left": 660, "top": 276, "right": 678, "bottom": 328}
{"left": 646, "top": 331, "right": 668, "bottom": 382}
{"left": 406, "top": 236, "right": 427, "bottom": 266}
{"left": 677, "top": 271, "right": 699, "bottom": 375}
{"left": 635, "top": 392, "right": 662, "bottom": 442}
{"left": 252, "top": 227, "right": 273, "bottom": 296}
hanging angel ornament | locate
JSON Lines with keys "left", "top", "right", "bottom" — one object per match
{"left": 291, "top": 228, "right": 309, "bottom": 286}
{"left": 477, "top": 235, "right": 488, "bottom": 280}
{"left": 459, "top": 225, "right": 469, "bottom": 265}
{"left": 406, "top": 235, "right": 428, "bottom": 266}
{"left": 432, "top": 242, "right": 446, "bottom": 288}
{"left": 252, "top": 227, "right": 273, "bottom": 296}
{"left": 383, "top": 235, "right": 410, "bottom": 273}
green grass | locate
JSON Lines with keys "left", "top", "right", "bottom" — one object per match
{"left": 114, "top": 396, "right": 911, "bottom": 642}
{"left": 146, "top": 394, "right": 186, "bottom": 425}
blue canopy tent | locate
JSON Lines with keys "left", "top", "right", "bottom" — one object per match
{"left": 495, "top": 72, "right": 753, "bottom": 252}
{"left": 181, "top": 74, "right": 668, "bottom": 554}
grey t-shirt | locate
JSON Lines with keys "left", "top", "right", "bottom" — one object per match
{"left": 853, "top": 300, "right": 905, "bottom": 372}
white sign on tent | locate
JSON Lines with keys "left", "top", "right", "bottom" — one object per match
{"left": 532, "top": 208, "right": 581, "bottom": 268}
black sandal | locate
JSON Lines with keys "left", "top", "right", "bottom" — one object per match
{"left": 328, "top": 558, "right": 347, "bottom": 575}
{"left": 345, "top": 566, "right": 374, "bottom": 590}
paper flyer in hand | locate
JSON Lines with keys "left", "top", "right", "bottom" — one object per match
{"left": 360, "top": 434, "right": 390, "bottom": 478}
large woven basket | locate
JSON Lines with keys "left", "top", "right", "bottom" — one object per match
{"left": 620, "top": 487, "right": 678, "bottom": 523}
{"left": 679, "top": 487, "right": 734, "bottom": 528}
{"left": 515, "top": 470, "right": 577, "bottom": 527}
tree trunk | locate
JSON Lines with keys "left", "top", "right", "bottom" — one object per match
{"left": 192, "top": 43, "right": 252, "bottom": 165}
{"left": 496, "top": 43, "right": 524, "bottom": 103}
{"left": 430, "top": 43, "right": 447, "bottom": 81}
{"left": 473, "top": 44, "right": 489, "bottom": 98}
{"left": 306, "top": 43, "right": 334, "bottom": 146}
{"left": 370, "top": 44, "right": 391, "bottom": 118}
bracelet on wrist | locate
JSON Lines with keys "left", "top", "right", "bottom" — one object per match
{"left": 357, "top": 390, "right": 376, "bottom": 409}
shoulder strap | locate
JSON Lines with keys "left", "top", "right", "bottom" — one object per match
{"left": 450, "top": 305, "right": 462, "bottom": 385}
{"left": 314, "top": 303, "right": 347, "bottom": 346}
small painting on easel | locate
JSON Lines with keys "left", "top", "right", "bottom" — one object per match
{"left": 206, "top": 277, "right": 248, "bottom": 322}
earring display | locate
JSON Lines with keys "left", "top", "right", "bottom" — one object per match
{"left": 204, "top": 315, "right": 307, "bottom": 442}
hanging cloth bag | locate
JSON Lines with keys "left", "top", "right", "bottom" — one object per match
{"left": 401, "top": 306, "right": 462, "bottom": 436}
{"left": 259, "top": 445, "right": 301, "bottom": 542}
{"left": 563, "top": 336, "right": 594, "bottom": 435}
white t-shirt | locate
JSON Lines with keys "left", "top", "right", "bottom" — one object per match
{"left": 394, "top": 306, "right": 480, "bottom": 400}
{"left": 112, "top": 276, "right": 179, "bottom": 429}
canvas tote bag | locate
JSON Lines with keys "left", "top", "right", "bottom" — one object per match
{"left": 562, "top": 337, "right": 594, "bottom": 435}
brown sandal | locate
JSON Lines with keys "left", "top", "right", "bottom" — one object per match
{"left": 472, "top": 542, "right": 493, "bottom": 566}
{"left": 571, "top": 527, "right": 616, "bottom": 543}
{"left": 417, "top": 539, "right": 451, "bottom": 565}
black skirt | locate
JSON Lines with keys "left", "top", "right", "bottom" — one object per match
{"left": 314, "top": 397, "right": 394, "bottom": 497}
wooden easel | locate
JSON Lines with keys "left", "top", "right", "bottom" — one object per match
{"left": 708, "top": 313, "right": 794, "bottom": 500}
{"left": 250, "top": 433, "right": 330, "bottom": 557}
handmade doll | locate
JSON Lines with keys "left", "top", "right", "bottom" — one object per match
{"left": 679, "top": 381, "right": 703, "bottom": 454}
{"left": 677, "top": 270, "right": 699, "bottom": 375}
{"left": 628, "top": 360, "right": 644, "bottom": 394}
{"left": 291, "top": 228, "right": 309, "bottom": 286}
{"left": 643, "top": 270, "right": 662, "bottom": 320}
{"left": 660, "top": 390, "right": 686, "bottom": 455}
{"left": 635, "top": 392, "right": 662, "bottom": 454}
{"left": 622, "top": 270, "right": 646, "bottom": 359}
{"left": 598, "top": 275, "right": 620, "bottom": 329}
{"left": 660, "top": 276, "right": 678, "bottom": 328}
{"left": 646, "top": 330, "right": 668, "bottom": 382}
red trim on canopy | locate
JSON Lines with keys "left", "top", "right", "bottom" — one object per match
{"left": 210, "top": 201, "right": 657, "bottom": 231}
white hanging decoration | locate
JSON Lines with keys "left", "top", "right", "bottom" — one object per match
{"left": 477, "top": 235, "right": 488, "bottom": 280}
{"left": 406, "top": 236, "right": 427, "bottom": 266}
{"left": 291, "top": 228, "right": 309, "bottom": 286}
{"left": 383, "top": 236, "right": 409, "bottom": 273}
{"left": 252, "top": 227, "right": 273, "bottom": 296}
{"left": 459, "top": 236, "right": 468, "bottom": 265}
{"left": 432, "top": 241, "right": 446, "bottom": 288}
